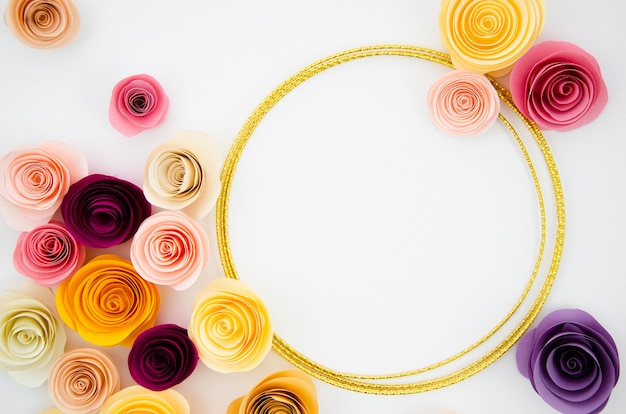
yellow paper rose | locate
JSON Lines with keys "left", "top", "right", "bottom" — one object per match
{"left": 188, "top": 277, "right": 272, "bottom": 373}
{"left": 439, "top": 0, "right": 545, "bottom": 76}
{"left": 99, "top": 385, "right": 190, "bottom": 414}
{"left": 55, "top": 254, "right": 160, "bottom": 347}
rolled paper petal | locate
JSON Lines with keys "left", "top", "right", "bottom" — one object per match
{"left": 14, "top": 221, "right": 85, "bottom": 286}
{"left": 131, "top": 210, "right": 210, "bottom": 290}
{"left": 516, "top": 309, "right": 620, "bottom": 414}
{"left": 128, "top": 324, "right": 199, "bottom": 391}
{"left": 60, "top": 174, "right": 152, "bottom": 248}
{"left": 510, "top": 41, "right": 609, "bottom": 131}
{"left": 0, "top": 140, "right": 88, "bottom": 231}
{"left": 99, "top": 385, "right": 190, "bottom": 414}
{"left": 439, "top": 0, "right": 545, "bottom": 76}
{"left": 427, "top": 70, "right": 500, "bottom": 136}
{"left": 55, "top": 254, "right": 160, "bottom": 347}
{"left": 109, "top": 74, "right": 170, "bottom": 137}
{"left": 188, "top": 277, "right": 273, "bottom": 373}
{"left": 4, "top": 0, "right": 80, "bottom": 49}
{"left": 0, "top": 281, "right": 66, "bottom": 387}
{"left": 227, "top": 369, "right": 319, "bottom": 414}
{"left": 48, "top": 348, "right": 120, "bottom": 414}
{"left": 143, "top": 130, "right": 222, "bottom": 219}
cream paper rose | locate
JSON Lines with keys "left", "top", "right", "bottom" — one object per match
{"left": 99, "top": 385, "right": 190, "bottom": 414}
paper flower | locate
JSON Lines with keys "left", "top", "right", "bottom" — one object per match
{"left": 4, "top": 0, "right": 80, "bottom": 49}
{"left": 130, "top": 210, "right": 210, "bottom": 290}
{"left": 13, "top": 221, "right": 85, "bottom": 286}
{"left": 48, "top": 348, "right": 120, "bottom": 414}
{"left": 510, "top": 41, "right": 609, "bottom": 132}
{"left": 427, "top": 70, "right": 500, "bottom": 136}
{"left": 227, "top": 370, "right": 319, "bottom": 414}
{"left": 516, "top": 309, "right": 620, "bottom": 414}
{"left": 60, "top": 174, "right": 152, "bottom": 248}
{"left": 0, "top": 141, "right": 87, "bottom": 232}
{"left": 439, "top": 0, "right": 545, "bottom": 76}
{"left": 188, "top": 277, "right": 273, "bottom": 373}
{"left": 99, "top": 385, "right": 190, "bottom": 414}
{"left": 128, "top": 324, "right": 199, "bottom": 391}
{"left": 0, "top": 281, "right": 66, "bottom": 387}
{"left": 143, "top": 130, "right": 222, "bottom": 219}
{"left": 55, "top": 254, "right": 160, "bottom": 347}
{"left": 109, "top": 74, "right": 170, "bottom": 137}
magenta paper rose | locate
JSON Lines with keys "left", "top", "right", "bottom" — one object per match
{"left": 128, "top": 324, "right": 199, "bottom": 391}
{"left": 14, "top": 221, "right": 85, "bottom": 286}
{"left": 0, "top": 141, "right": 87, "bottom": 231}
{"left": 516, "top": 309, "right": 620, "bottom": 414}
{"left": 131, "top": 210, "right": 210, "bottom": 290}
{"left": 510, "top": 41, "right": 608, "bottom": 132}
{"left": 109, "top": 74, "right": 169, "bottom": 137}
{"left": 60, "top": 174, "right": 152, "bottom": 248}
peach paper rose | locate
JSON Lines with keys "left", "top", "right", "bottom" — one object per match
{"left": 131, "top": 210, "right": 210, "bottom": 290}
{"left": 109, "top": 74, "right": 170, "bottom": 137}
{"left": 4, "top": 0, "right": 80, "bottom": 49}
{"left": 48, "top": 348, "right": 120, "bottom": 414}
{"left": 0, "top": 281, "right": 66, "bottom": 387}
{"left": 99, "top": 385, "right": 190, "bottom": 414}
{"left": 227, "top": 370, "right": 319, "bottom": 414}
{"left": 439, "top": 0, "right": 545, "bottom": 76}
{"left": 14, "top": 221, "right": 85, "bottom": 286}
{"left": 143, "top": 130, "right": 222, "bottom": 220}
{"left": 55, "top": 254, "right": 160, "bottom": 347}
{"left": 427, "top": 70, "right": 500, "bottom": 135}
{"left": 0, "top": 140, "right": 87, "bottom": 231}
{"left": 188, "top": 277, "right": 273, "bottom": 373}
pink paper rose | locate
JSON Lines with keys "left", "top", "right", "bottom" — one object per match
{"left": 0, "top": 141, "right": 88, "bottom": 231}
{"left": 510, "top": 41, "right": 608, "bottom": 132}
{"left": 109, "top": 74, "right": 169, "bottom": 137}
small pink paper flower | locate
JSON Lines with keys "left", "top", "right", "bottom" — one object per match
{"left": 510, "top": 41, "right": 608, "bottom": 132}
{"left": 109, "top": 74, "right": 169, "bottom": 137}
{"left": 427, "top": 70, "right": 500, "bottom": 136}
{"left": 14, "top": 221, "right": 85, "bottom": 286}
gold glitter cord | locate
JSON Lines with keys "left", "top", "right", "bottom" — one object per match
{"left": 216, "top": 45, "right": 565, "bottom": 394}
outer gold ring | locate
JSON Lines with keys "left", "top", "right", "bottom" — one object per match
{"left": 216, "top": 45, "right": 565, "bottom": 394}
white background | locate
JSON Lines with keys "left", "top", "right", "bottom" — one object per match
{"left": 1, "top": 1, "right": 626, "bottom": 413}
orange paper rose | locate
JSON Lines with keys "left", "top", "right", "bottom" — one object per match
{"left": 55, "top": 254, "right": 160, "bottom": 347}
{"left": 99, "top": 385, "right": 190, "bottom": 414}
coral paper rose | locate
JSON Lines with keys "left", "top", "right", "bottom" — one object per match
{"left": 14, "top": 221, "right": 85, "bottom": 286}
{"left": 55, "top": 254, "right": 160, "bottom": 347}
{"left": 516, "top": 309, "right": 620, "bottom": 414}
{"left": 0, "top": 141, "right": 87, "bottom": 231}
{"left": 227, "top": 369, "right": 319, "bottom": 414}
{"left": 109, "top": 74, "right": 170, "bottom": 137}
{"left": 510, "top": 41, "right": 609, "bottom": 132}
{"left": 48, "top": 348, "right": 120, "bottom": 414}
{"left": 99, "top": 385, "right": 190, "bottom": 414}
{"left": 439, "top": 0, "right": 545, "bottom": 76}
{"left": 61, "top": 174, "right": 152, "bottom": 248}
{"left": 4, "top": 0, "right": 79, "bottom": 49}
{"left": 427, "top": 70, "right": 500, "bottom": 135}
{"left": 189, "top": 277, "right": 273, "bottom": 373}
{"left": 0, "top": 281, "right": 66, "bottom": 387}
{"left": 143, "top": 130, "right": 222, "bottom": 220}
{"left": 128, "top": 324, "right": 199, "bottom": 391}
{"left": 131, "top": 210, "right": 210, "bottom": 290}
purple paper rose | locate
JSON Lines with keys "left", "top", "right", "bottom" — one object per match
{"left": 516, "top": 309, "right": 620, "bottom": 414}
{"left": 128, "top": 324, "right": 198, "bottom": 391}
{"left": 60, "top": 174, "right": 152, "bottom": 248}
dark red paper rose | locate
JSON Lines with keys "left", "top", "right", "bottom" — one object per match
{"left": 128, "top": 324, "right": 199, "bottom": 391}
{"left": 60, "top": 174, "right": 151, "bottom": 248}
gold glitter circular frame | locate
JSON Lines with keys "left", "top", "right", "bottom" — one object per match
{"left": 216, "top": 45, "right": 565, "bottom": 394}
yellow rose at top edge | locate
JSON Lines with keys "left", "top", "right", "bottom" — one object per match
{"left": 439, "top": 0, "right": 545, "bottom": 76}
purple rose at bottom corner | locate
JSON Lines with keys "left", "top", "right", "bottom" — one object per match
{"left": 516, "top": 308, "right": 620, "bottom": 414}
{"left": 128, "top": 323, "right": 199, "bottom": 391}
